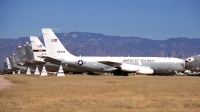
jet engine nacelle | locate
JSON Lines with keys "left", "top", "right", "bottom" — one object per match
{"left": 136, "top": 68, "right": 154, "bottom": 74}
{"left": 120, "top": 64, "right": 141, "bottom": 72}
{"left": 120, "top": 63, "right": 154, "bottom": 74}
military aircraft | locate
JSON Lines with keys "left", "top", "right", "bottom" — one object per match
{"left": 40, "top": 28, "right": 185, "bottom": 76}
{"left": 29, "top": 36, "right": 83, "bottom": 73}
{"left": 1, "top": 57, "right": 15, "bottom": 74}
{"left": 185, "top": 55, "right": 200, "bottom": 73}
{"left": 8, "top": 54, "right": 27, "bottom": 74}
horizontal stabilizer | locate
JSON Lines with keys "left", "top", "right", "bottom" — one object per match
{"left": 39, "top": 56, "right": 62, "bottom": 65}
{"left": 23, "top": 60, "right": 45, "bottom": 66}
{"left": 11, "top": 66, "right": 20, "bottom": 70}
{"left": 31, "top": 60, "right": 46, "bottom": 65}
{"left": 16, "top": 63, "right": 24, "bottom": 66}
{"left": 24, "top": 60, "right": 32, "bottom": 64}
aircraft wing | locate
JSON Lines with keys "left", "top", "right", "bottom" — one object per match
{"left": 98, "top": 61, "right": 122, "bottom": 67}
{"left": 39, "top": 56, "right": 62, "bottom": 65}
{"left": 99, "top": 60, "right": 154, "bottom": 74}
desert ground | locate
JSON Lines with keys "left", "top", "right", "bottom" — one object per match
{"left": 0, "top": 75, "right": 14, "bottom": 90}
{"left": 0, "top": 74, "right": 200, "bottom": 112}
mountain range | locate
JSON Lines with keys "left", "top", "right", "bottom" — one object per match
{"left": 0, "top": 32, "right": 200, "bottom": 69}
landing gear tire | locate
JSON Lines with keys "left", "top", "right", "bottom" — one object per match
{"left": 170, "top": 72, "right": 175, "bottom": 76}
{"left": 113, "top": 70, "right": 128, "bottom": 76}
{"left": 87, "top": 72, "right": 99, "bottom": 75}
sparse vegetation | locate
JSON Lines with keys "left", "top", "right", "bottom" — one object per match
{"left": 0, "top": 74, "right": 200, "bottom": 112}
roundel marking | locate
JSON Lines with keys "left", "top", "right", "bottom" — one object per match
{"left": 78, "top": 60, "right": 84, "bottom": 65}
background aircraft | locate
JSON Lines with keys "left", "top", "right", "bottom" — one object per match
{"left": 185, "top": 55, "right": 200, "bottom": 73}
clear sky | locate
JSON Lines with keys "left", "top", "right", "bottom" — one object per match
{"left": 0, "top": 0, "right": 200, "bottom": 40}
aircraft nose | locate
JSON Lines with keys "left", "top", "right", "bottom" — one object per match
{"left": 184, "top": 57, "right": 194, "bottom": 69}
{"left": 185, "top": 57, "right": 194, "bottom": 63}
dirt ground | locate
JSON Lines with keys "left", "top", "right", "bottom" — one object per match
{"left": 1, "top": 75, "right": 200, "bottom": 112}
{"left": 0, "top": 75, "right": 13, "bottom": 91}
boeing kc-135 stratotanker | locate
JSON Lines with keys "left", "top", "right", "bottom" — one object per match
{"left": 29, "top": 36, "right": 84, "bottom": 75}
{"left": 40, "top": 28, "right": 185, "bottom": 76}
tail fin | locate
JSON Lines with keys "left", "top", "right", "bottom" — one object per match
{"left": 11, "top": 54, "right": 19, "bottom": 67}
{"left": 42, "top": 28, "right": 75, "bottom": 58}
{"left": 6, "top": 58, "right": 11, "bottom": 69}
{"left": 30, "top": 36, "right": 47, "bottom": 61}
{"left": 24, "top": 42, "right": 34, "bottom": 60}
{"left": 8, "top": 57, "right": 14, "bottom": 67}
{"left": 16, "top": 46, "right": 27, "bottom": 62}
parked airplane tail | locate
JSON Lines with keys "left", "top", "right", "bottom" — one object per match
{"left": 6, "top": 57, "right": 11, "bottom": 69}
{"left": 16, "top": 46, "right": 27, "bottom": 62}
{"left": 30, "top": 36, "right": 47, "bottom": 61}
{"left": 11, "top": 54, "right": 19, "bottom": 67}
{"left": 42, "top": 28, "right": 75, "bottom": 58}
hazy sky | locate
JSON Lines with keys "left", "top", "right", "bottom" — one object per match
{"left": 0, "top": 0, "right": 200, "bottom": 40}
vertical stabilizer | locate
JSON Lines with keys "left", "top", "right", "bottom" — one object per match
{"left": 34, "top": 66, "right": 40, "bottom": 75}
{"left": 30, "top": 36, "right": 47, "bottom": 61}
{"left": 11, "top": 54, "right": 19, "bottom": 67}
{"left": 42, "top": 28, "right": 75, "bottom": 58}
{"left": 18, "top": 70, "right": 21, "bottom": 74}
{"left": 3, "top": 60, "right": 7, "bottom": 69}
{"left": 9, "top": 57, "right": 14, "bottom": 67}
{"left": 26, "top": 67, "right": 31, "bottom": 75}
{"left": 24, "top": 42, "right": 34, "bottom": 60}
{"left": 40, "top": 65, "right": 47, "bottom": 76}
{"left": 6, "top": 58, "right": 11, "bottom": 69}
{"left": 56, "top": 65, "right": 65, "bottom": 76}
{"left": 16, "top": 46, "right": 27, "bottom": 62}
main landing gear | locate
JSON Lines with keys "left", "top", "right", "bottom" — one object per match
{"left": 113, "top": 69, "right": 128, "bottom": 76}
